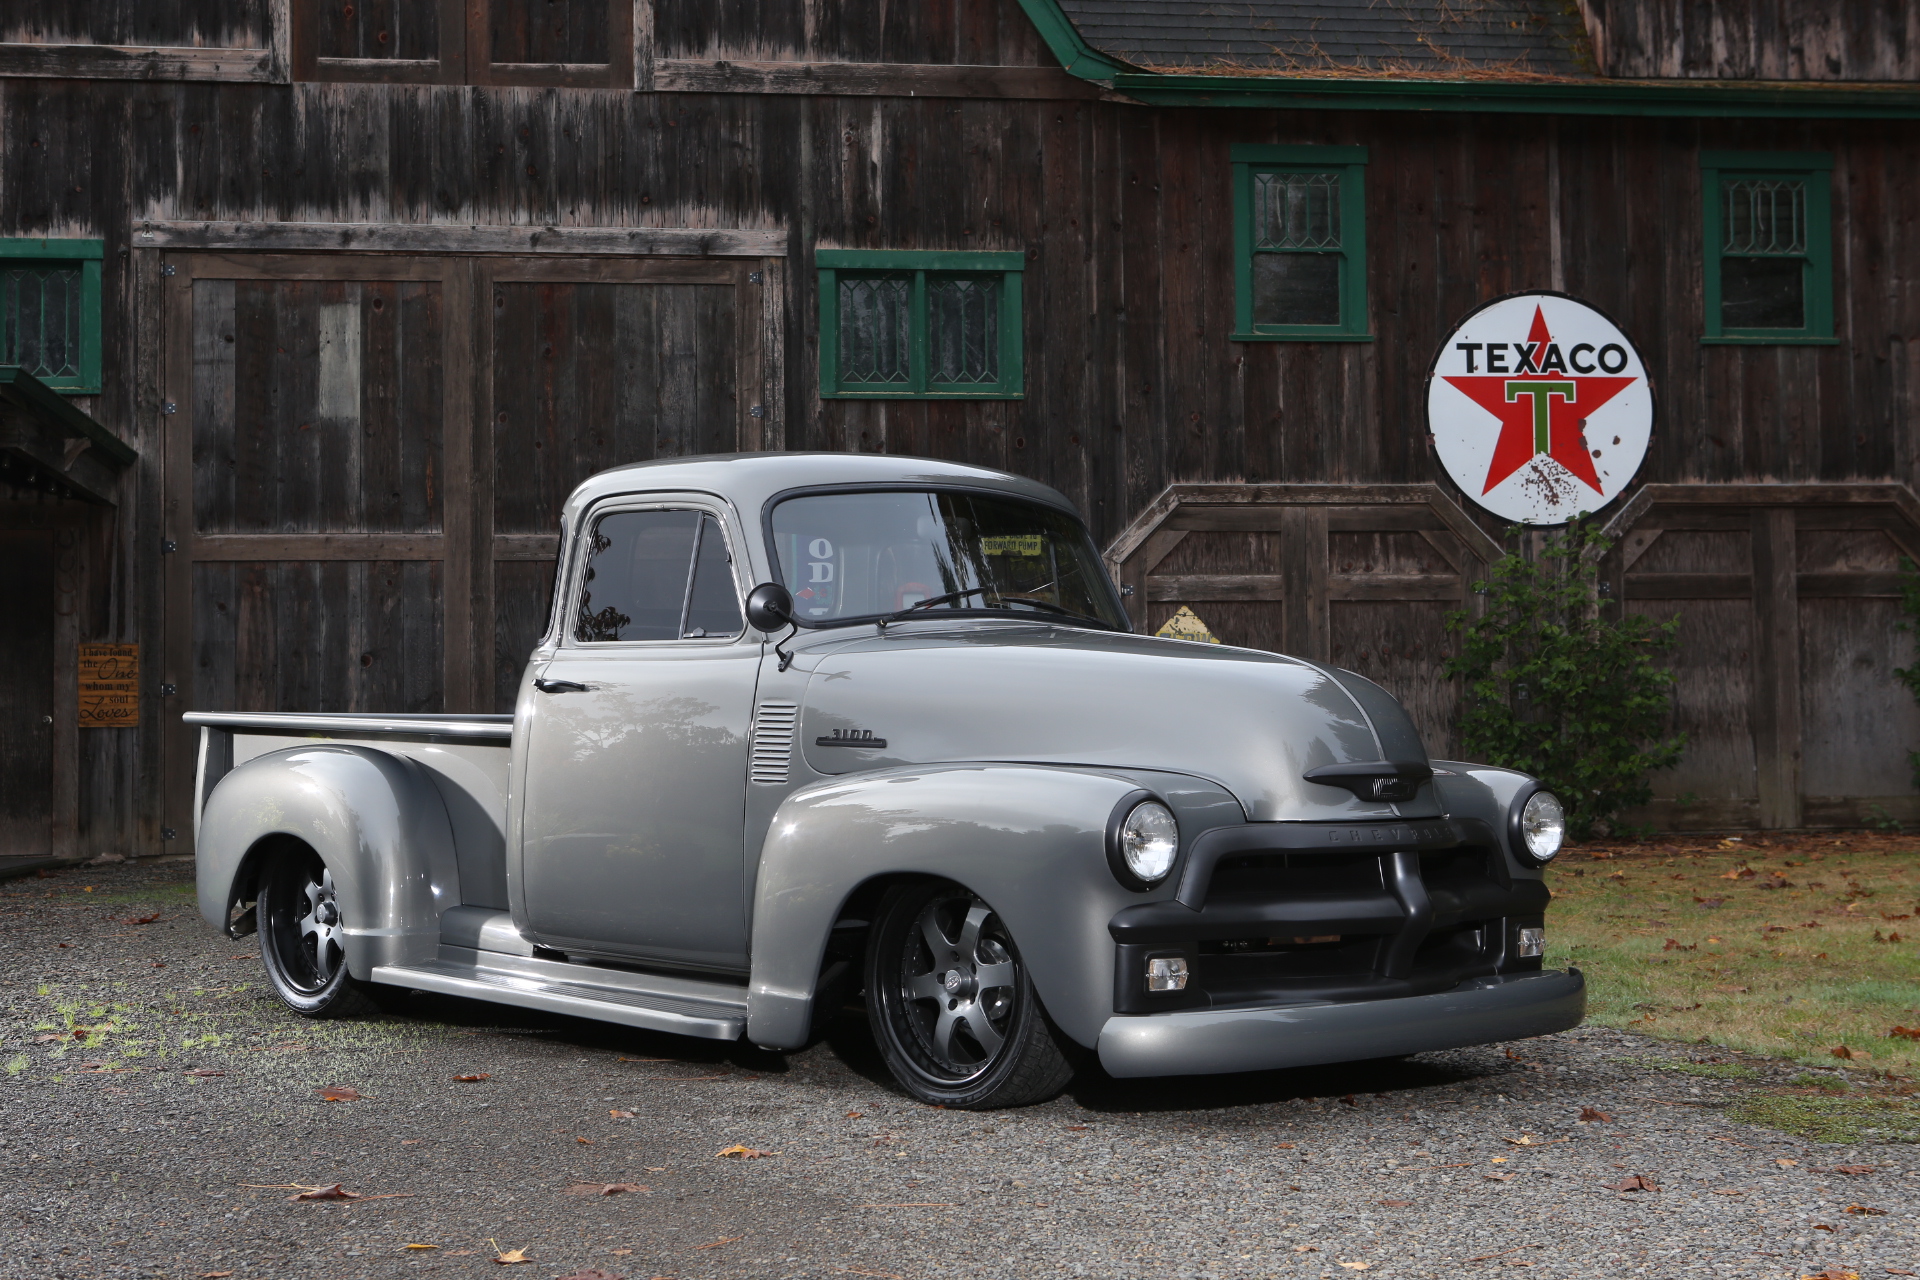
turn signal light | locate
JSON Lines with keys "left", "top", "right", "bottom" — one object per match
{"left": 1146, "top": 956, "right": 1189, "bottom": 992}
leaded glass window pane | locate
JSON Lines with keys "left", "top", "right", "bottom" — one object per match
{"left": 0, "top": 264, "right": 84, "bottom": 382}
{"left": 928, "top": 276, "right": 999, "bottom": 385}
{"left": 1254, "top": 172, "right": 1341, "bottom": 250}
{"left": 837, "top": 275, "right": 912, "bottom": 385}
{"left": 1724, "top": 180, "right": 1806, "bottom": 255}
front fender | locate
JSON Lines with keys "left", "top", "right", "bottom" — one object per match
{"left": 745, "top": 764, "right": 1242, "bottom": 1051}
{"left": 195, "top": 745, "right": 460, "bottom": 979}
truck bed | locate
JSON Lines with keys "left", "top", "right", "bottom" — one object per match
{"left": 185, "top": 711, "right": 515, "bottom": 908}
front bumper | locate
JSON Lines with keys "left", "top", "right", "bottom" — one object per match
{"left": 1095, "top": 967, "right": 1585, "bottom": 1078}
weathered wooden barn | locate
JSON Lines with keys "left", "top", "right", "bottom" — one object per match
{"left": 0, "top": 0, "right": 1915, "bottom": 857}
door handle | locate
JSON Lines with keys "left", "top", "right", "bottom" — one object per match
{"left": 534, "top": 677, "right": 588, "bottom": 694}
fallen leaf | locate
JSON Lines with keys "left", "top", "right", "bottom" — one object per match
{"left": 1337, "top": 1263, "right": 1371, "bottom": 1271}
{"left": 291, "top": 1184, "right": 360, "bottom": 1201}
{"left": 692, "top": 1236, "right": 743, "bottom": 1250}
{"left": 1832, "top": 1045, "right": 1857, "bottom": 1060}
{"left": 1662, "top": 938, "right": 1696, "bottom": 952}
{"left": 1377, "top": 1199, "right": 1411, "bottom": 1207}
{"left": 565, "top": 1183, "right": 650, "bottom": 1196}
{"left": 1885, "top": 1269, "right": 1916, "bottom": 1276}
{"left": 200, "top": 1272, "right": 234, "bottom": 1278}
{"left": 1605, "top": 1175, "right": 1658, "bottom": 1192}
{"left": 1293, "top": 1245, "right": 1319, "bottom": 1253}
{"left": 1722, "top": 866, "right": 1756, "bottom": 880}
{"left": 1711, "top": 1189, "right": 1745, "bottom": 1195}
{"left": 494, "top": 1247, "right": 532, "bottom": 1265}
{"left": 1502, "top": 1134, "right": 1560, "bottom": 1147}
{"left": 551, "top": 1271, "right": 627, "bottom": 1280}
{"left": 1578, "top": 1106, "right": 1613, "bottom": 1123}
{"left": 1812, "top": 1223, "right": 1837, "bottom": 1232}
{"left": 184, "top": 1069, "right": 225, "bottom": 1078}
{"left": 1484, "top": 1172, "right": 1515, "bottom": 1182}
{"left": 1340, "top": 1094, "right": 1357, "bottom": 1106}
{"left": 1799, "top": 1267, "right": 1858, "bottom": 1280}
{"left": 610, "top": 1249, "right": 632, "bottom": 1255}
{"left": 1844, "top": 1204, "right": 1887, "bottom": 1215}
{"left": 714, "top": 1144, "right": 774, "bottom": 1159}
{"left": 1490, "top": 1156, "right": 1508, "bottom": 1164}
{"left": 845, "top": 1111, "right": 863, "bottom": 1119}
{"left": 1832, "top": 1164, "right": 1874, "bottom": 1175}
{"left": 1777, "top": 1158, "right": 1800, "bottom": 1167}
{"left": 125, "top": 912, "right": 162, "bottom": 925}
{"left": 453, "top": 1073, "right": 491, "bottom": 1082}
{"left": 610, "top": 1109, "right": 636, "bottom": 1119}
{"left": 403, "top": 1244, "right": 438, "bottom": 1250}
{"left": 317, "top": 1085, "right": 361, "bottom": 1102}
{"left": 576, "top": 1136, "right": 593, "bottom": 1145}
{"left": 1890, "top": 1026, "right": 1920, "bottom": 1041}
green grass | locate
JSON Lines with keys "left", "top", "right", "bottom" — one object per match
{"left": 1546, "top": 830, "right": 1920, "bottom": 1074}
{"left": 1726, "top": 1092, "right": 1920, "bottom": 1144}
{"left": 1634, "top": 1058, "right": 1760, "bottom": 1080}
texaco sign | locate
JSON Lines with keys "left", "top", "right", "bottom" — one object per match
{"left": 1426, "top": 293, "right": 1654, "bottom": 525}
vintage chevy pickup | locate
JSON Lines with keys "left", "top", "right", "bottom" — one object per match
{"left": 190, "top": 453, "right": 1583, "bottom": 1108}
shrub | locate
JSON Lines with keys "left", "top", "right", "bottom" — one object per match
{"left": 1444, "top": 520, "right": 1685, "bottom": 841}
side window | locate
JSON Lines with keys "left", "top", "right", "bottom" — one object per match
{"left": 1230, "top": 145, "right": 1369, "bottom": 342}
{"left": 816, "top": 250, "right": 1025, "bottom": 399}
{"left": 0, "top": 238, "right": 103, "bottom": 393}
{"left": 684, "top": 515, "right": 744, "bottom": 638}
{"left": 1700, "top": 151, "right": 1835, "bottom": 344}
{"left": 574, "top": 509, "right": 741, "bottom": 644}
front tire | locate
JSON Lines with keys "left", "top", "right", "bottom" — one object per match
{"left": 258, "top": 848, "right": 385, "bottom": 1019}
{"left": 865, "top": 880, "right": 1075, "bottom": 1109}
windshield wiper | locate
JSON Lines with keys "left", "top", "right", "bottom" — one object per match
{"left": 879, "top": 585, "right": 1110, "bottom": 630}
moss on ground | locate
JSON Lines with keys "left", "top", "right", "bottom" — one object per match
{"left": 1726, "top": 1092, "right": 1920, "bottom": 1144}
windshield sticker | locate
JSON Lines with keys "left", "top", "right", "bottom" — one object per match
{"left": 1155, "top": 606, "right": 1221, "bottom": 644}
{"left": 795, "top": 535, "right": 837, "bottom": 616}
{"left": 980, "top": 534, "right": 1043, "bottom": 558}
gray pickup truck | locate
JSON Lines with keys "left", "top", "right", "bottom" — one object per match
{"left": 190, "top": 453, "right": 1583, "bottom": 1109}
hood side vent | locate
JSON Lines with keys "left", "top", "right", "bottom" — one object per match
{"left": 750, "top": 701, "right": 800, "bottom": 784}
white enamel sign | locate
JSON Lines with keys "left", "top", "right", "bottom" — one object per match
{"left": 1426, "top": 293, "right": 1654, "bottom": 525}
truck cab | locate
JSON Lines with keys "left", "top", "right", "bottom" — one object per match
{"left": 192, "top": 452, "right": 1583, "bottom": 1109}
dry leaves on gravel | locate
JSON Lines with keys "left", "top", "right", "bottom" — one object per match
{"left": 124, "top": 912, "right": 162, "bottom": 925}
{"left": 715, "top": 1144, "right": 775, "bottom": 1159}
{"left": 317, "top": 1085, "right": 360, "bottom": 1102}
{"left": 291, "top": 1184, "right": 359, "bottom": 1201}
{"left": 609, "top": 1109, "right": 635, "bottom": 1119}
{"left": 1830, "top": 1164, "right": 1875, "bottom": 1175}
{"left": 1578, "top": 1106, "right": 1613, "bottom": 1123}
{"left": 1799, "top": 1270, "right": 1860, "bottom": 1280}
{"left": 453, "top": 1073, "right": 491, "bottom": 1082}
{"left": 1843, "top": 1204, "right": 1886, "bottom": 1215}
{"left": 564, "top": 1183, "right": 650, "bottom": 1196}
{"left": 490, "top": 1240, "right": 531, "bottom": 1265}
{"left": 1605, "top": 1175, "right": 1658, "bottom": 1192}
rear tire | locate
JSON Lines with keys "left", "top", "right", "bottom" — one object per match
{"left": 865, "top": 880, "right": 1076, "bottom": 1109}
{"left": 258, "top": 847, "right": 386, "bottom": 1019}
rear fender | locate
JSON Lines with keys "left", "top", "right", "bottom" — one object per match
{"left": 195, "top": 745, "right": 460, "bottom": 979}
{"left": 746, "top": 764, "right": 1241, "bottom": 1051}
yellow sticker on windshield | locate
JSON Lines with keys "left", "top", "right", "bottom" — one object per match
{"left": 980, "top": 535, "right": 1043, "bottom": 557}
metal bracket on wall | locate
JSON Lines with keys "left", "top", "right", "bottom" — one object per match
{"left": 158, "top": 683, "right": 177, "bottom": 696}
{"left": 160, "top": 263, "right": 175, "bottom": 277}
{"left": 161, "top": 401, "right": 176, "bottom": 415}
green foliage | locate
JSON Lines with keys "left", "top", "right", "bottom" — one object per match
{"left": 1894, "top": 556, "right": 1920, "bottom": 790}
{"left": 1445, "top": 520, "right": 1686, "bottom": 840}
{"left": 1727, "top": 1092, "right": 1920, "bottom": 1144}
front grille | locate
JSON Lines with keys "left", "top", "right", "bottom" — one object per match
{"left": 1110, "top": 834, "right": 1548, "bottom": 1013}
{"left": 748, "top": 702, "right": 799, "bottom": 784}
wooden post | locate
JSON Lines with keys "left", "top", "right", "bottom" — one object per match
{"left": 1751, "top": 507, "right": 1802, "bottom": 829}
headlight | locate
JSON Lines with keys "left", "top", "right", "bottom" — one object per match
{"left": 1118, "top": 800, "right": 1179, "bottom": 885}
{"left": 1518, "top": 791, "right": 1565, "bottom": 863}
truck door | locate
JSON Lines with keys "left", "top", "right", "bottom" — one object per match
{"left": 517, "top": 498, "right": 757, "bottom": 971}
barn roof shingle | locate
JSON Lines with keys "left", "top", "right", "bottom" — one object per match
{"left": 1054, "top": 0, "right": 1596, "bottom": 79}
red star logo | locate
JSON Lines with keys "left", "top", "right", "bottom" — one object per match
{"left": 1441, "top": 306, "right": 1636, "bottom": 495}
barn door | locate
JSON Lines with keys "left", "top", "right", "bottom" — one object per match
{"left": 0, "top": 529, "right": 53, "bottom": 854}
{"left": 479, "top": 256, "right": 762, "bottom": 709}
{"left": 1106, "top": 485, "right": 1501, "bottom": 758}
{"left": 1606, "top": 485, "right": 1920, "bottom": 830}
{"left": 161, "top": 256, "right": 470, "bottom": 843}
{"left": 161, "top": 251, "right": 771, "bottom": 840}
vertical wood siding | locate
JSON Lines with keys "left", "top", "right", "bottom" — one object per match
{"left": 1580, "top": 0, "right": 1920, "bottom": 80}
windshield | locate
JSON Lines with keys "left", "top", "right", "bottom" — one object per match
{"left": 768, "top": 489, "right": 1127, "bottom": 630}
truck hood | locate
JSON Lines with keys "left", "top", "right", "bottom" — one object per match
{"left": 796, "top": 623, "right": 1440, "bottom": 822}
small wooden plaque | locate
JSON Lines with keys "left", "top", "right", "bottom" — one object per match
{"left": 78, "top": 643, "right": 139, "bottom": 727}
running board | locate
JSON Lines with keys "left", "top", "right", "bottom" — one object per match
{"left": 371, "top": 957, "right": 746, "bottom": 1041}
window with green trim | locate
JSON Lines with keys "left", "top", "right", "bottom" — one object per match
{"left": 1701, "top": 151, "right": 1834, "bottom": 344}
{"left": 0, "top": 238, "right": 103, "bottom": 393}
{"left": 817, "top": 249, "right": 1024, "bottom": 398}
{"left": 1231, "top": 145, "right": 1369, "bottom": 341}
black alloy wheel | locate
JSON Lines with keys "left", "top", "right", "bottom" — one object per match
{"left": 258, "top": 848, "right": 385, "bottom": 1018}
{"left": 865, "top": 880, "right": 1076, "bottom": 1109}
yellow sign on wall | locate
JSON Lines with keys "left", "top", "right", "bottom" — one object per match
{"left": 78, "top": 643, "right": 139, "bottom": 727}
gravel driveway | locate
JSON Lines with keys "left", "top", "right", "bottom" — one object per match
{"left": 4, "top": 858, "right": 1915, "bottom": 1280}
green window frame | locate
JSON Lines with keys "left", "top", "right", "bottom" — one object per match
{"left": 1231, "top": 144, "right": 1370, "bottom": 342}
{"left": 817, "top": 249, "right": 1025, "bottom": 399}
{"left": 0, "top": 238, "right": 104, "bottom": 393}
{"left": 1700, "top": 151, "right": 1835, "bottom": 345}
